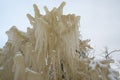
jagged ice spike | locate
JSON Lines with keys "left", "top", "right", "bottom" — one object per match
{"left": 33, "top": 4, "right": 41, "bottom": 18}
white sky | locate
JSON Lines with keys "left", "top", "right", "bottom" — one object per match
{"left": 0, "top": 0, "right": 120, "bottom": 59}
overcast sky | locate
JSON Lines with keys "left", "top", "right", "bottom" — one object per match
{"left": 0, "top": 0, "right": 120, "bottom": 58}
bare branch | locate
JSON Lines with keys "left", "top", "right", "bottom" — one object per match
{"left": 105, "top": 49, "right": 120, "bottom": 59}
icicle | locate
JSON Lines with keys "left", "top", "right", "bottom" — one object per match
{"left": 1, "top": 2, "right": 119, "bottom": 80}
{"left": 44, "top": 6, "right": 49, "bottom": 14}
{"left": 27, "top": 14, "right": 35, "bottom": 25}
{"left": 33, "top": 4, "right": 41, "bottom": 18}
{"left": 57, "top": 2, "right": 66, "bottom": 15}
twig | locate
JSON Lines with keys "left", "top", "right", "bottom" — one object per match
{"left": 106, "top": 49, "right": 120, "bottom": 59}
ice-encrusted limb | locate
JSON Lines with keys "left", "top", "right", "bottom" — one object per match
{"left": 57, "top": 2, "right": 66, "bottom": 15}
{"left": 44, "top": 6, "right": 49, "bottom": 14}
{"left": 27, "top": 14, "right": 35, "bottom": 26}
{"left": 33, "top": 4, "right": 41, "bottom": 18}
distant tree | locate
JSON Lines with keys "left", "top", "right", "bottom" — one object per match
{"left": 103, "top": 47, "right": 120, "bottom": 60}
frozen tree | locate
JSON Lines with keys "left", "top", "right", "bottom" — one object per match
{"left": 0, "top": 2, "right": 119, "bottom": 80}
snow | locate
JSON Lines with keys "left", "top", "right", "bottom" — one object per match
{"left": 31, "top": 21, "right": 35, "bottom": 23}
{"left": 26, "top": 68, "right": 38, "bottom": 74}
{"left": 89, "top": 60, "right": 96, "bottom": 70}
{"left": 108, "top": 68, "right": 119, "bottom": 80}
{"left": 14, "top": 52, "right": 22, "bottom": 58}
{"left": 98, "top": 62, "right": 107, "bottom": 67}
{"left": 108, "top": 74, "right": 116, "bottom": 80}
{"left": 89, "top": 59, "right": 107, "bottom": 70}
